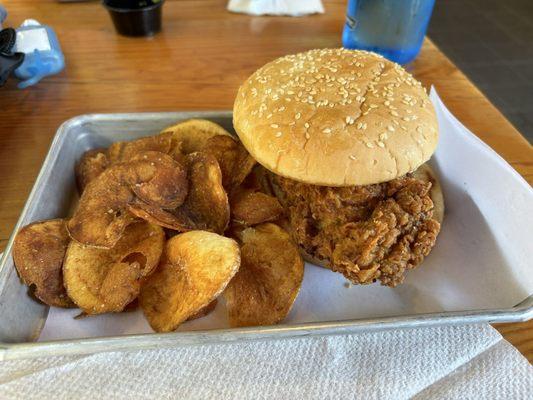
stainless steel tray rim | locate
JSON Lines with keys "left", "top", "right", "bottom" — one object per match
{"left": 2, "top": 296, "right": 532, "bottom": 361}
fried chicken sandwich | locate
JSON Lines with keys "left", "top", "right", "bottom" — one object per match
{"left": 233, "top": 49, "right": 443, "bottom": 287}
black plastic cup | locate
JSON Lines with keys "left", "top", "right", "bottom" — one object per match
{"left": 103, "top": 0, "right": 164, "bottom": 37}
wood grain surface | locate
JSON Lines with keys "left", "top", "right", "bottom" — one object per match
{"left": 0, "top": 0, "right": 531, "bottom": 361}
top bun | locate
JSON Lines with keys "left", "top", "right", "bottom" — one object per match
{"left": 233, "top": 49, "right": 438, "bottom": 186}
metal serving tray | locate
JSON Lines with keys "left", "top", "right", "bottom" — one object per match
{"left": 1, "top": 112, "right": 532, "bottom": 361}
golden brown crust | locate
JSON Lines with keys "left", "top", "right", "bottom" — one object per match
{"left": 268, "top": 164, "right": 442, "bottom": 286}
{"left": 413, "top": 164, "right": 444, "bottom": 224}
{"left": 233, "top": 49, "right": 438, "bottom": 186}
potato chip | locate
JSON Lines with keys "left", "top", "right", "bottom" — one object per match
{"left": 203, "top": 135, "right": 256, "bottom": 193}
{"left": 128, "top": 152, "right": 230, "bottom": 234}
{"left": 187, "top": 298, "right": 218, "bottom": 321}
{"left": 130, "top": 152, "right": 188, "bottom": 209}
{"left": 12, "top": 219, "right": 74, "bottom": 308}
{"left": 108, "top": 134, "right": 172, "bottom": 164}
{"left": 159, "top": 119, "right": 232, "bottom": 154}
{"left": 127, "top": 202, "right": 195, "bottom": 231}
{"left": 224, "top": 223, "right": 304, "bottom": 327}
{"left": 140, "top": 231, "right": 240, "bottom": 332}
{"left": 64, "top": 222, "right": 164, "bottom": 314}
{"left": 68, "top": 152, "right": 187, "bottom": 248}
{"left": 230, "top": 189, "right": 284, "bottom": 226}
{"left": 180, "top": 152, "right": 230, "bottom": 233}
{"left": 75, "top": 148, "right": 109, "bottom": 193}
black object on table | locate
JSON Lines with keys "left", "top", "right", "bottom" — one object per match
{"left": 103, "top": 0, "right": 164, "bottom": 37}
{"left": 0, "top": 28, "right": 24, "bottom": 87}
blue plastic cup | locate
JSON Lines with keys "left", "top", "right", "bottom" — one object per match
{"left": 343, "top": 0, "right": 436, "bottom": 64}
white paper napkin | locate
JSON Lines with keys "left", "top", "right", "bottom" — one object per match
{"left": 1, "top": 324, "right": 532, "bottom": 399}
{"left": 228, "top": 0, "right": 324, "bottom": 16}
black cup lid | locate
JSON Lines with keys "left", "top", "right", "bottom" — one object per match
{"left": 103, "top": 0, "right": 163, "bottom": 11}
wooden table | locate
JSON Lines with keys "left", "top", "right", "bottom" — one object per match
{"left": 1, "top": 0, "right": 532, "bottom": 361}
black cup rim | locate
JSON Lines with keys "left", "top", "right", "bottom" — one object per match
{"left": 102, "top": 0, "right": 164, "bottom": 13}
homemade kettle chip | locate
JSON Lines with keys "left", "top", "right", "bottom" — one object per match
{"left": 202, "top": 135, "right": 256, "bottom": 193}
{"left": 67, "top": 151, "right": 187, "bottom": 248}
{"left": 75, "top": 148, "right": 109, "bottom": 193}
{"left": 159, "top": 119, "right": 232, "bottom": 154}
{"left": 12, "top": 219, "right": 74, "bottom": 308}
{"left": 180, "top": 152, "right": 230, "bottom": 233}
{"left": 63, "top": 221, "right": 164, "bottom": 315}
{"left": 130, "top": 151, "right": 188, "bottom": 209}
{"left": 140, "top": 231, "right": 240, "bottom": 332}
{"left": 230, "top": 189, "right": 284, "bottom": 226}
{"left": 128, "top": 152, "right": 230, "bottom": 234}
{"left": 224, "top": 223, "right": 304, "bottom": 327}
{"left": 107, "top": 134, "right": 172, "bottom": 164}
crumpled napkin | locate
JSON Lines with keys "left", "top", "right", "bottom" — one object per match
{"left": 1, "top": 324, "right": 532, "bottom": 399}
{"left": 228, "top": 0, "right": 324, "bottom": 16}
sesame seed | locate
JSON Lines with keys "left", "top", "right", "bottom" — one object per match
{"left": 271, "top": 124, "right": 279, "bottom": 128}
{"left": 275, "top": 132, "right": 282, "bottom": 137}
{"left": 387, "top": 126, "right": 395, "bottom": 132}
{"left": 416, "top": 126, "right": 423, "bottom": 133}
{"left": 304, "top": 122, "right": 310, "bottom": 129}
{"left": 391, "top": 111, "right": 399, "bottom": 117}
{"left": 379, "top": 133, "right": 388, "bottom": 140}
{"left": 267, "top": 114, "right": 273, "bottom": 119}
{"left": 305, "top": 132, "right": 310, "bottom": 139}
{"left": 402, "top": 117, "right": 410, "bottom": 122}
{"left": 108, "top": 209, "right": 114, "bottom": 214}
{"left": 384, "top": 101, "right": 390, "bottom": 106}
{"left": 349, "top": 155, "right": 357, "bottom": 160}
{"left": 323, "top": 128, "right": 332, "bottom": 134}
{"left": 345, "top": 116, "right": 351, "bottom": 124}
{"left": 377, "top": 141, "right": 385, "bottom": 148}
{"left": 295, "top": 113, "right": 301, "bottom": 119}
{"left": 366, "top": 142, "right": 374, "bottom": 148}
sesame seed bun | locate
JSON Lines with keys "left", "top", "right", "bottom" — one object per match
{"left": 233, "top": 49, "right": 438, "bottom": 186}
